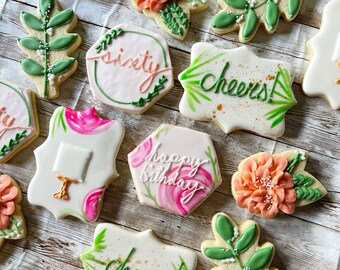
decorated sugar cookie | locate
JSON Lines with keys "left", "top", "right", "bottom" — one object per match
{"left": 0, "top": 78, "right": 39, "bottom": 163}
{"left": 28, "top": 107, "right": 125, "bottom": 221}
{"left": 18, "top": 0, "right": 81, "bottom": 99}
{"left": 131, "top": 0, "right": 208, "bottom": 41}
{"left": 202, "top": 212, "right": 277, "bottom": 270}
{"left": 80, "top": 223, "right": 197, "bottom": 269}
{"left": 231, "top": 150, "right": 327, "bottom": 219}
{"left": 179, "top": 43, "right": 297, "bottom": 138}
{"left": 303, "top": 0, "right": 340, "bottom": 109}
{"left": 128, "top": 124, "right": 222, "bottom": 216}
{"left": 211, "top": 0, "right": 303, "bottom": 43}
{"left": 86, "top": 24, "right": 174, "bottom": 114}
{"left": 0, "top": 175, "right": 27, "bottom": 249}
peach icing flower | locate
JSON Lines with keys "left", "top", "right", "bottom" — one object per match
{"left": 136, "top": 0, "right": 174, "bottom": 12}
{"left": 234, "top": 153, "right": 296, "bottom": 218}
{"left": 0, "top": 175, "right": 18, "bottom": 229}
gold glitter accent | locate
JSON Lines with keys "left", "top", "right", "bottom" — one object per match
{"left": 53, "top": 175, "right": 78, "bottom": 200}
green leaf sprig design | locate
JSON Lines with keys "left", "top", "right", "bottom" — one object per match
{"left": 18, "top": 0, "right": 81, "bottom": 99}
{"left": 202, "top": 213, "right": 276, "bottom": 270}
{"left": 160, "top": 2, "right": 189, "bottom": 36}
{"left": 212, "top": 0, "right": 302, "bottom": 42}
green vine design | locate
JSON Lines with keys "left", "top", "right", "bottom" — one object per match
{"left": 19, "top": 0, "right": 78, "bottom": 98}
{"left": 0, "top": 130, "right": 28, "bottom": 157}
{"left": 96, "top": 28, "right": 124, "bottom": 53}
{"left": 204, "top": 146, "right": 219, "bottom": 187}
{"left": 51, "top": 107, "right": 67, "bottom": 137}
{"left": 142, "top": 180, "right": 159, "bottom": 207}
{"left": 160, "top": 2, "right": 189, "bottom": 36}
{"left": 0, "top": 216, "right": 23, "bottom": 239}
{"left": 212, "top": 0, "right": 301, "bottom": 39}
{"left": 171, "top": 256, "right": 190, "bottom": 270}
{"left": 203, "top": 214, "right": 274, "bottom": 270}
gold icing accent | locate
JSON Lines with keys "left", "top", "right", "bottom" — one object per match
{"left": 53, "top": 175, "right": 78, "bottom": 200}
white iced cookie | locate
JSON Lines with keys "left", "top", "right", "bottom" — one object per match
{"left": 211, "top": 0, "right": 303, "bottom": 43}
{"left": 0, "top": 78, "right": 39, "bottom": 163}
{"left": 27, "top": 107, "right": 125, "bottom": 222}
{"left": 131, "top": 0, "right": 208, "bottom": 41}
{"left": 179, "top": 43, "right": 297, "bottom": 138}
{"left": 303, "top": 0, "right": 340, "bottom": 110}
{"left": 128, "top": 124, "right": 222, "bottom": 216}
{"left": 0, "top": 175, "right": 27, "bottom": 249}
{"left": 80, "top": 223, "right": 197, "bottom": 269}
{"left": 201, "top": 212, "right": 277, "bottom": 270}
{"left": 18, "top": 0, "right": 81, "bottom": 99}
{"left": 86, "top": 24, "right": 174, "bottom": 114}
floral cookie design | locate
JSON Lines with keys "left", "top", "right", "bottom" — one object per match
{"left": 0, "top": 78, "right": 39, "bottom": 163}
{"left": 0, "top": 175, "right": 27, "bottom": 249}
{"left": 211, "top": 0, "right": 303, "bottom": 43}
{"left": 131, "top": 0, "right": 208, "bottom": 40}
{"left": 128, "top": 124, "right": 222, "bottom": 216}
{"left": 231, "top": 150, "right": 327, "bottom": 218}
{"left": 18, "top": 0, "right": 81, "bottom": 99}
{"left": 201, "top": 212, "right": 277, "bottom": 270}
{"left": 80, "top": 223, "right": 197, "bottom": 269}
{"left": 303, "top": 0, "right": 340, "bottom": 109}
{"left": 28, "top": 107, "right": 125, "bottom": 222}
{"left": 86, "top": 24, "right": 174, "bottom": 114}
{"left": 179, "top": 43, "right": 297, "bottom": 138}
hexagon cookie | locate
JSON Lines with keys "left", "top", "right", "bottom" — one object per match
{"left": 0, "top": 78, "right": 39, "bottom": 163}
{"left": 28, "top": 107, "right": 125, "bottom": 222}
{"left": 128, "top": 124, "right": 222, "bottom": 216}
{"left": 86, "top": 24, "right": 174, "bottom": 114}
{"left": 179, "top": 43, "right": 297, "bottom": 139}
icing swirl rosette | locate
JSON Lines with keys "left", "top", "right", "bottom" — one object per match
{"left": 0, "top": 175, "right": 18, "bottom": 229}
{"left": 158, "top": 165, "right": 214, "bottom": 216}
{"left": 136, "top": 0, "right": 174, "bottom": 12}
{"left": 233, "top": 153, "right": 297, "bottom": 218}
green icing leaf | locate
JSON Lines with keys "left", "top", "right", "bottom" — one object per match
{"left": 18, "top": 37, "right": 42, "bottom": 50}
{"left": 49, "top": 34, "right": 78, "bottom": 50}
{"left": 234, "top": 224, "right": 257, "bottom": 254}
{"left": 51, "top": 58, "right": 75, "bottom": 74}
{"left": 204, "top": 247, "right": 234, "bottom": 260}
{"left": 293, "top": 174, "right": 314, "bottom": 187}
{"left": 224, "top": 0, "right": 248, "bottom": 9}
{"left": 288, "top": 0, "right": 300, "bottom": 18}
{"left": 93, "top": 228, "right": 107, "bottom": 253}
{"left": 20, "top": 59, "right": 45, "bottom": 76}
{"left": 160, "top": 2, "right": 189, "bottom": 36}
{"left": 39, "top": 0, "right": 54, "bottom": 16}
{"left": 243, "top": 9, "right": 259, "bottom": 40}
{"left": 211, "top": 11, "right": 238, "bottom": 29}
{"left": 215, "top": 214, "right": 234, "bottom": 243}
{"left": 21, "top": 12, "right": 43, "bottom": 31}
{"left": 266, "top": 1, "right": 280, "bottom": 30}
{"left": 245, "top": 247, "right": 274, "bottom": 270}
{"left": 295, "top": 187, "right": 322, "bottom": 201}
{"left": 47, "top": 9, "right": 74, "bottom": 28}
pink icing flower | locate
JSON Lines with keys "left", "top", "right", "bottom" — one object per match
{"left": 129, "top": 137, "right": 153, "bottom": 168}
{"left": 234, "top": 153, "right": 297, "bottom": 218}
{"left": 136, "top": 0, "right": 174, "bottom": 12}
{"left": 65, "top": 107, "right": 113, "bottom": 135}
{"left": 82, "top": 186, "right": 106, "bottom": 222}
{"left": 158, "top": 165, "right": 213, "bottom": 216}
{"left": 0, "top": 175, "right": 18, "bottom": 229}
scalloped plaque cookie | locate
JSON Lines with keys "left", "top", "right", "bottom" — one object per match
{"left": 202, "top": 212, "right": 277, "bottom": 270}
{"left": 28, "top": 107, "right": 125, "bottom": 222}
{"left": 0, "top": 78, "right": 39, "bottom": 163}
{"left": 128, "top": 124, "right": 222, "bottom": 216}
{"left": 303, "top": 0, "right": 340, "bottom": 110}
{"left": 131, "top": 0, "right": 208, "bottom": 40}
{"left": 179, "top": 43, "right": 297, "bottom": 138}
{"left": 80, "top": 223, "right": 197, "bottom": 269}
{"left": 211, "top": 0, "right": 303, "bottom": 43}
{"left": 86, "top": 24, "right": 174, "bottom": 114}
{"left": 18, "top": 0, "right": 81, "bottom": 99}
{"left": 0, "top": 175, "right": 27, "bottom": 249}
{"left": 231, "top": 150, "right": 327, "bottom": 219}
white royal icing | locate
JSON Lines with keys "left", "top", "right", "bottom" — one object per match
{"left": 86, "top": 24, "right": 174, "bottom": 114}
{"left": 80, "top": 223, "right": 197, "bottom": 270}
{"left": 178, "top": 43, "right": 297, "bottom": 139}
{"left": 303, "top": 0, "right": 340, "bottom": 110}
